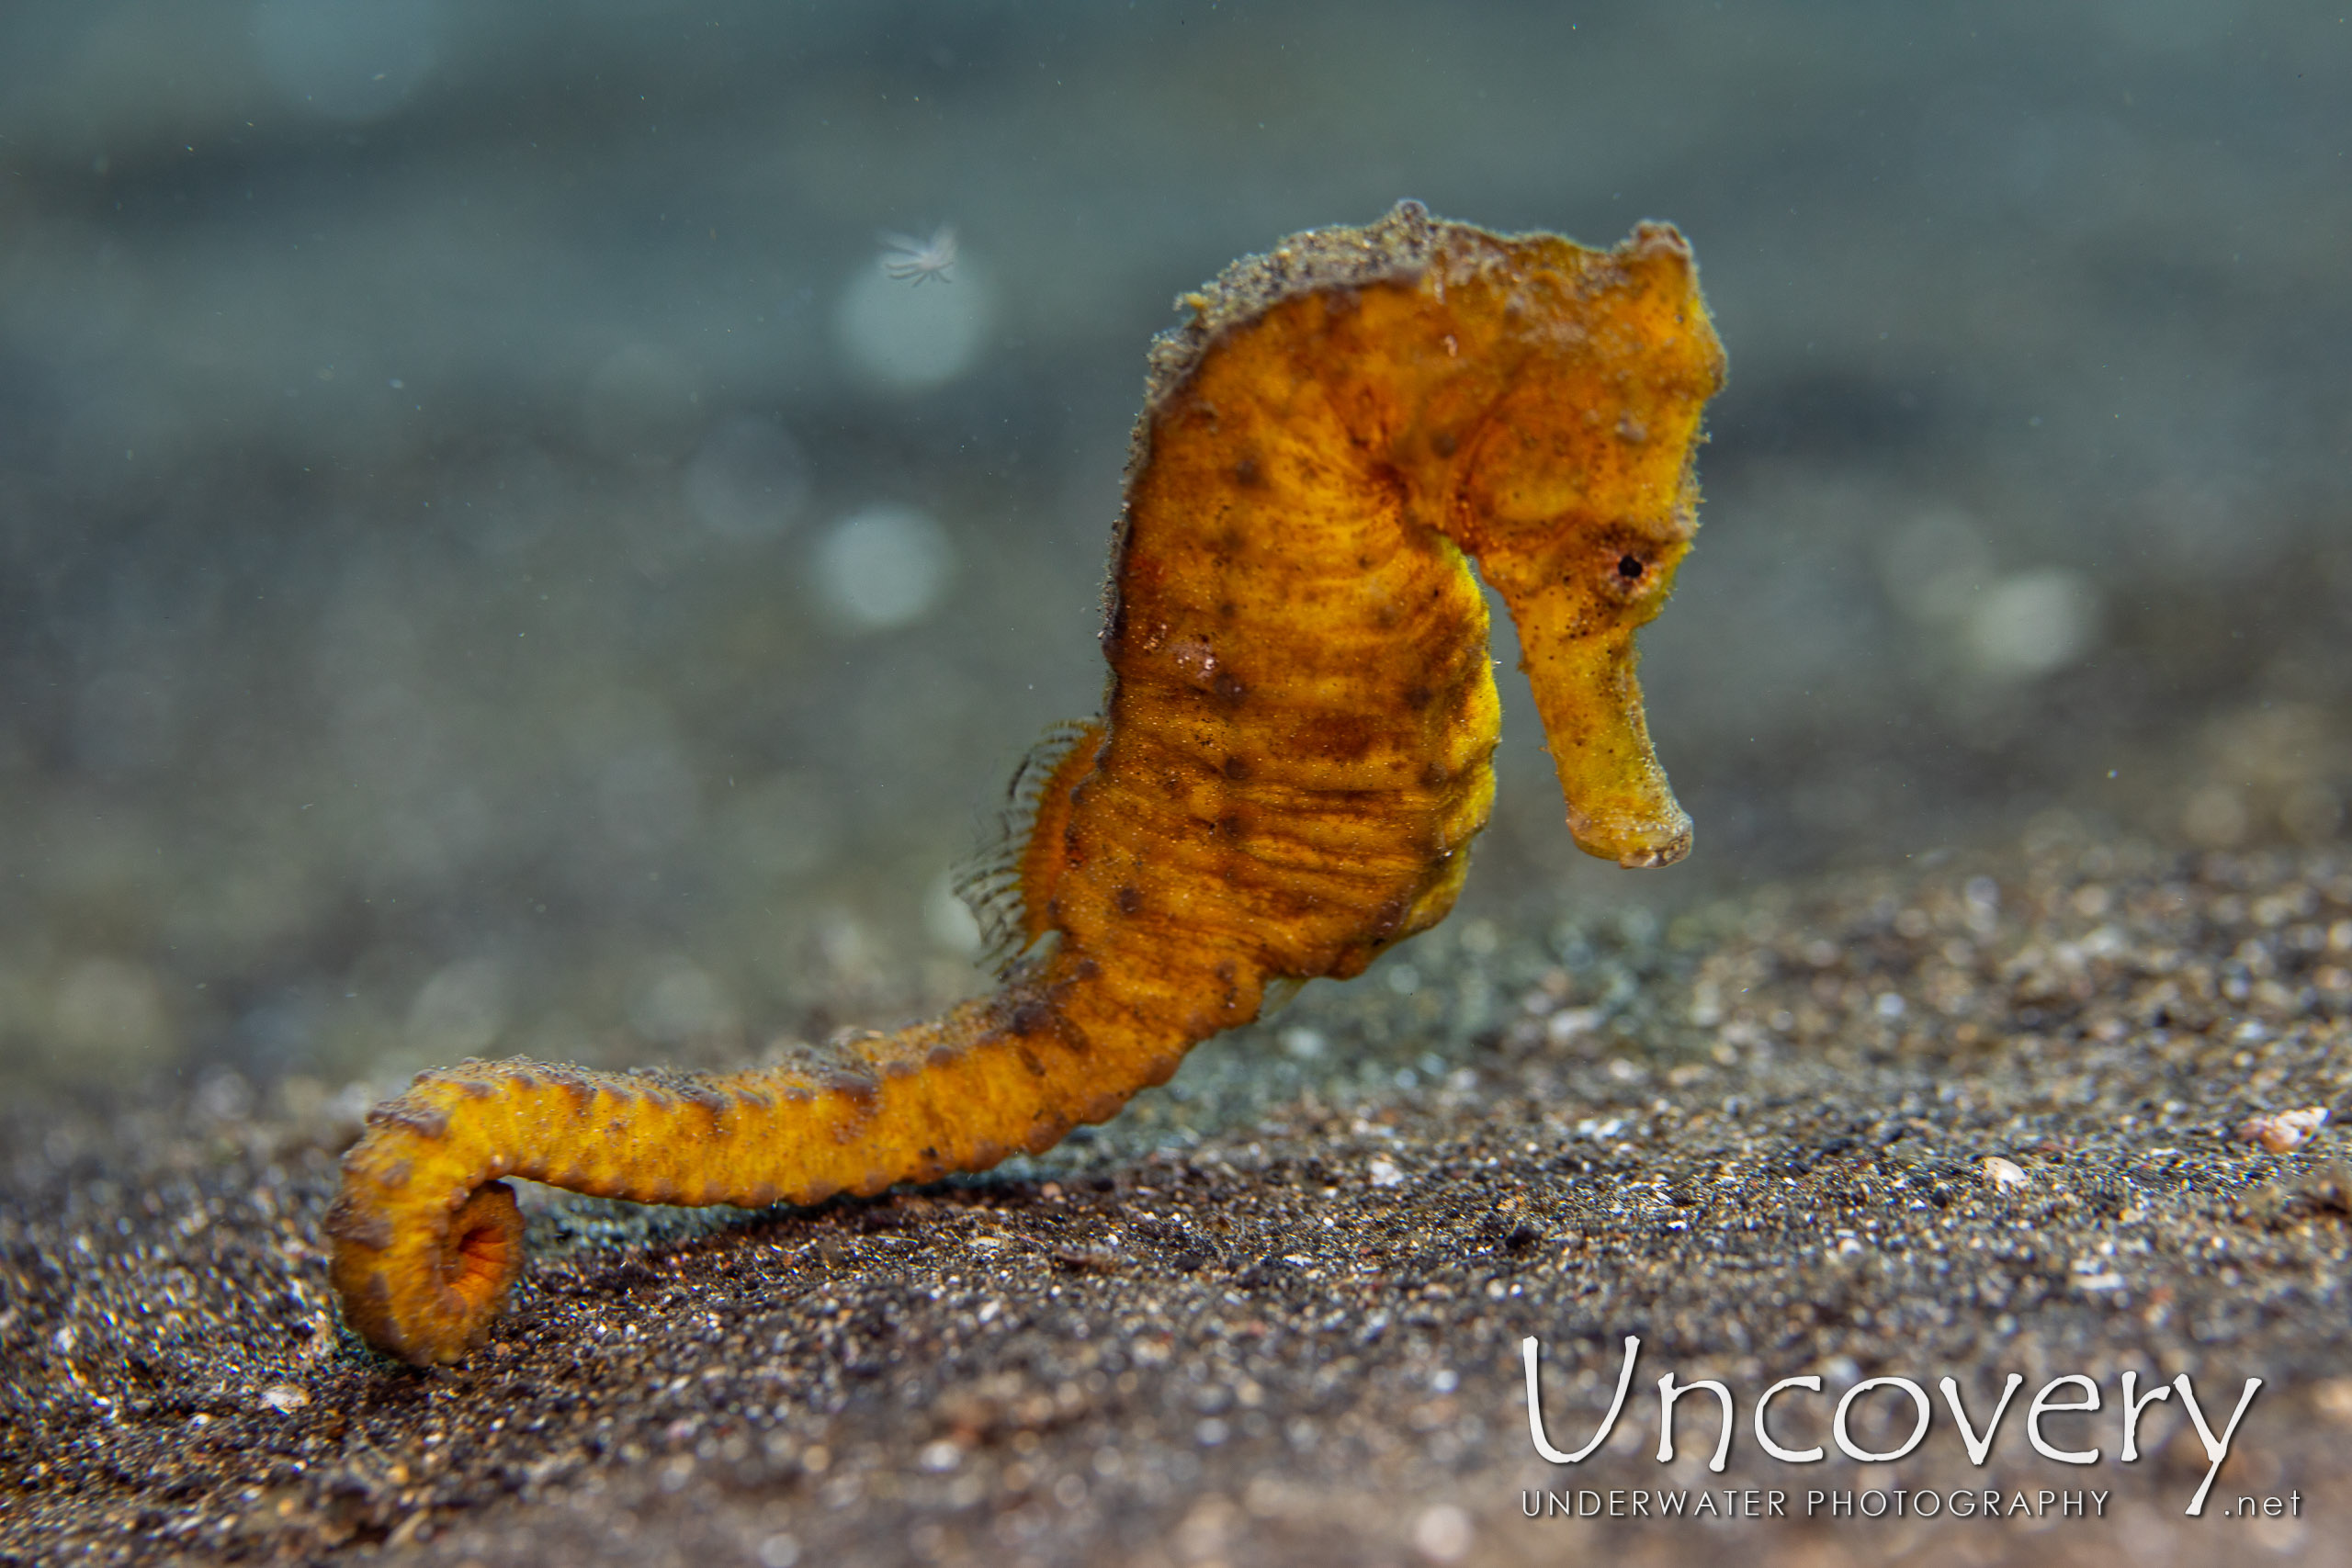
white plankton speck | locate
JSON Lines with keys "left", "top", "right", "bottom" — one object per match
{"left": 878, "top": 224, "right": 958, "bottom": 286}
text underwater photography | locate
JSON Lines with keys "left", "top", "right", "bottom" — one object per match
{"left": 1515, "top": 1334, "right": 2291, "bottom": 1527}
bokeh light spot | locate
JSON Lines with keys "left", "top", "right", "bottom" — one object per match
{"left": 814, "top": 504, "right": 955, "bottom": 631}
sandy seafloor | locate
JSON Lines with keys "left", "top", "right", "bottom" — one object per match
{"left": 7, "top": 824, "right": 2351, "bottom": 1568}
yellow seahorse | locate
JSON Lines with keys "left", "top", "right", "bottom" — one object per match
{"left": 326, "top": 201, "right": 1726, "bottom": 1365}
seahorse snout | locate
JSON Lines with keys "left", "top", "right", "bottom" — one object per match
{"left": 1567, "top": 800, "right": 1693, "bottom": 869}
{"left": 1504, "top": 603, "right": 1693, "bottom": 875}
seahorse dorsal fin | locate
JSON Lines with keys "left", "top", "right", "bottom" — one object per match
{"left": 950, "top": 718, "right": 1105, "bottom": 978}
{"left": 1259, "top": 975, "right": 1309, "bottom": 1017}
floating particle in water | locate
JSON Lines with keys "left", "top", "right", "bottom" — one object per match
{"left": 814, "top": 504, "right": 955, "bottom": 630}
{"left": 878, "top": 225, "right": 959, "bottom": 286}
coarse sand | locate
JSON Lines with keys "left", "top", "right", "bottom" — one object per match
{"left": 6, "top": 828, "right": 2351, "bottom": 1566}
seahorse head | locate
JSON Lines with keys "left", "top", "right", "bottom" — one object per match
{"left": 1429, "top": 220, "right": 1726, "bottom": 868}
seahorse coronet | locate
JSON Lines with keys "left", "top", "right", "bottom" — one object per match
{"left": 324, "top": 202, "right": 1725, "bottom": 1365}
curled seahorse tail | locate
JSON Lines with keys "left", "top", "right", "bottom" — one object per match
{"left": 328, "top": 968, "right": 1185, "bottom": 1365}
{"left": 328, "top": 1182, "right": 522, "bottom": 1364}
{"left": 326, "top": 1079, "right": 532, "bottom": 1364}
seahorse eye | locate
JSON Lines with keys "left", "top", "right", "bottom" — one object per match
{"left": 1617, "top": 554, "right": 1645, "bottom": 581}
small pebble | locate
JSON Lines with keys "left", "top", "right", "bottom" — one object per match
{"left": 259, "top": 1383, "right": 310, "bottom": 1414}
{"left": 1981, "top": 1156, "right": 2030, "bottom": 1190}
{"left": 2239, "top": 1105, "right": 2330, "bottom": 1155}
{"left": 1413, "top": 1503, "right": 1474, "bottom": 1562}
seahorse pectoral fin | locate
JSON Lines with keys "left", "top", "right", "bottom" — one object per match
{"left": 1510, "top": 602, "right": 1690, "bottom": 870}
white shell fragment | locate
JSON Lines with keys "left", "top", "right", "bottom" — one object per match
{"left": 1980, "top": 1156, "right": 2030, "bottom": 1190}
{"left": 2238, "top": 1105, "right": 2330, "bottom": 1156}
